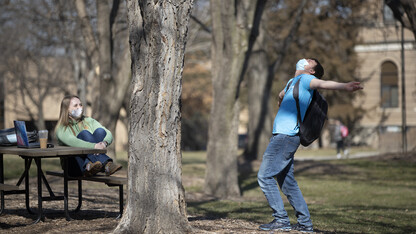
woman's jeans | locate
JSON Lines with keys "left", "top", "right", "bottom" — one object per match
{"left": 257, "top": 134, "right": 312, "bottom": 227}
{"left": 67, "top": 128, "right": 112, "bottom": 176}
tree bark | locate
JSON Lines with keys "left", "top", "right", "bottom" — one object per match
{"left": 205, "top": 0, "right": 264, "bottom": 198}
{"left": 114, "top": 0, "right": 193, "bottom": 233}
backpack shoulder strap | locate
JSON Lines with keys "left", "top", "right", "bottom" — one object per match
{"left": 293, "top": 79, "right": 302, "bottom": 124}
{"left": 68, "top": 125, "right": 76, "bottom": 136}
{"left": 285, "top": 79, "right": 293, "bottom": 92}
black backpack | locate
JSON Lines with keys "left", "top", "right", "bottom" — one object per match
{"left": 287, "top": 78, "right": 328, "bottom": 146}
{"left": 0, "top": 127, "right": 38, "bottom": 146}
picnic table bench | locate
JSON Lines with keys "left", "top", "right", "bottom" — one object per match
{"left": 0, "top": 146, "right": 110, "bottom": 223}
{"left": 46, "top": 171, "right": 127, "bottom": 219}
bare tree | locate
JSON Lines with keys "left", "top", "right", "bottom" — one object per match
{"left": 181, "top": 0, "right": 213, "bottom": 151}
{"left": 0, "top": 0, "right": 75, "bottom": 130}
{"left": 386, "top": 0, "right": 416, "bottom": 39}
{"left": 205, "top": 0, "right": 265, "bottom": 198}
{"left": 74, "top": 0, "right": 131, "bottom": 156}
{"left": 114, "top": 0, "right": 194, "bottom": 233}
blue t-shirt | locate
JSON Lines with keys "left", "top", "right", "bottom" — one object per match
{"left": 272, "top": 74, "right": 316, "bottom": 136}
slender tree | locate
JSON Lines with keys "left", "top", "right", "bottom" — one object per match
{"left": 114, "top": 0, "right": 194, "bottom": 233}
{"left": 245, "top": 0, "right": 307, "bottom": 161}
{"left": 205, "top": 0, "right": 265, "bottom": 198}
{"left": 74, "top": 0, "right": 131, "bottom": 156}
{"left": 0, "top": 0, "right": 74, "bottom": 130}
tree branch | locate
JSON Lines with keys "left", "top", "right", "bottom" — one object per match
{"left": 190, "top": 15, "right": 211, "bottom": 33}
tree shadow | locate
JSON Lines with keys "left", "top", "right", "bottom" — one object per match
{"left": 237, "top": 159, "right": 355, "bottom": 196}
{"left": 310, "top": 204, "right": 416, "bottom": 234}
{"left": 0, "top": 208, "right": 119, "bottom": 229}
{"left": 186, "top": 200, "right": 269, "bottom": 223}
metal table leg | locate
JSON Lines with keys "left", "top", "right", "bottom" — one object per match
{"left": 33, "top": 158, "right": 44, "bottom": 224}
{"left": 0, "top": 153, "right": 4, "bottom": 215}
{"left": 24, "top": 158, "right": 35, "bottom": 214}
{"left": 74, "top": 180, "right": 82, "bottom": 213}
{"left": 117, "top": 184, "right": 123, "bottom": 219}
{"left": 63, "top": 158, "right": 73, "bottom": 221}
{"left": 1, "top": 155, "right": 34, "bottom": 216}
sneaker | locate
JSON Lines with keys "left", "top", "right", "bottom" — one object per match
{"left": 337, "top": 153, "right": 342, "bottom": 159}
{"left": 259, "top": 219, "right": 291, "bottom": 231}
{"left": 84, "top": 161, "right": 102, "bottom": 177}
{"left": 105, "top": 162, "right": 122, "bottom": 176}
{"left": 292, "top": 223, "right": 313, "bottom": 233}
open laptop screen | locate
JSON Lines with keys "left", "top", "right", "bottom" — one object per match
{"left": 13, "top": 120, "right": 39, "bottom": 148}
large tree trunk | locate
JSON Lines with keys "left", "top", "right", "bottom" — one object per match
{"left": 114, "top": 0, "right": 193, "bottom": 233}
{"left": 205, "top": 0, "right": 264, "bottom": 198}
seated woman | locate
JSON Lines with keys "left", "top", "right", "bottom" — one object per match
{"left": 55, "top": 95, "right": 122, "bottom": 177}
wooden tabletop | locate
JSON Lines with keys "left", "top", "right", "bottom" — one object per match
{"left": 0, "top": 146, "right": 107, "bottom": 158}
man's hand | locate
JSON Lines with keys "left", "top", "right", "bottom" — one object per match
{"left": 344, "top": 82, "right": 363, "bottom": 92}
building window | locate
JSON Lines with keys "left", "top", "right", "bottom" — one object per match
{"left": 380, "top": 61, "right": 398, "bottom": 108}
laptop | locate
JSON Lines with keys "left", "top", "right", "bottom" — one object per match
{"left": 14, "top": 120, "right": 40, "bottom": 148}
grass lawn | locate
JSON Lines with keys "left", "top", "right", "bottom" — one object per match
{"left": 2, "top": 149, "right": 415, "bottom": 233}
{"left": 182, "top": 150, "right": 416, "bottom": 233}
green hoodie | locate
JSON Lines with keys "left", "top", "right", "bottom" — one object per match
{"left": 55, "top": 117, "right": 113, "bottom": 149}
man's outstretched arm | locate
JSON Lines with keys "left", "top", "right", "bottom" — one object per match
{"left": 310, "top": 79, "right": 363, "bottom": 92}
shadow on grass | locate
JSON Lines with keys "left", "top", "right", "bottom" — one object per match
{"left": 310, "top": 204, "right": 416, "bottom": 233}
{"left": 295, "top": 160, "right": 352, "bottom": 176}
{"left": 0, "top": 208, "right": 119, "bottom": 230}
{"left": 187, "top": 200, "right": 269, "bottom": 223}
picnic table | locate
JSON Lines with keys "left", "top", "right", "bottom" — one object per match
{"left": 0, "top": 146, "right": 106, "bottom": 224}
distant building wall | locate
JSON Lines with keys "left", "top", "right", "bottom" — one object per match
{"left": 353, "top": 2, "right": 416, "bottom": 151}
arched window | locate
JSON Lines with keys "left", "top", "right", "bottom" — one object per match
{"left": 380, "top": 61, "right": 398, "bottom": 108}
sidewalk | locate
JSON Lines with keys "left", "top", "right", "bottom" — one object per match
{"left": 295, "top": 151, "right": 380, "bottom": 161}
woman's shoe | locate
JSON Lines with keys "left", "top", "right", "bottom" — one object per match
{"left": 84, "top": 161, "right": 102, "bottom": 177}
{"left": 105, "top": 162, "right": 122, "bottom": 176}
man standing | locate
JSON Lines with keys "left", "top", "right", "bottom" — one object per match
{"left": 257, "top": 58, "right": 362, "bottom": 232}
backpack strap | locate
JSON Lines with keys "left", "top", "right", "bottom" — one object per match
{"left": 68, "top": 125, "right": 77, "bottom": 136}
{"left": 67, "top": 120, "right": 89, "bottom": 137}
{"left": 285, "top": 79, "right": 293, "bottom": 92}
{"left": 293, "top": 79, "right": 302, "bottom": 125}
{"left": 280, "top": 79, "right": 294, "bottom": 103}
